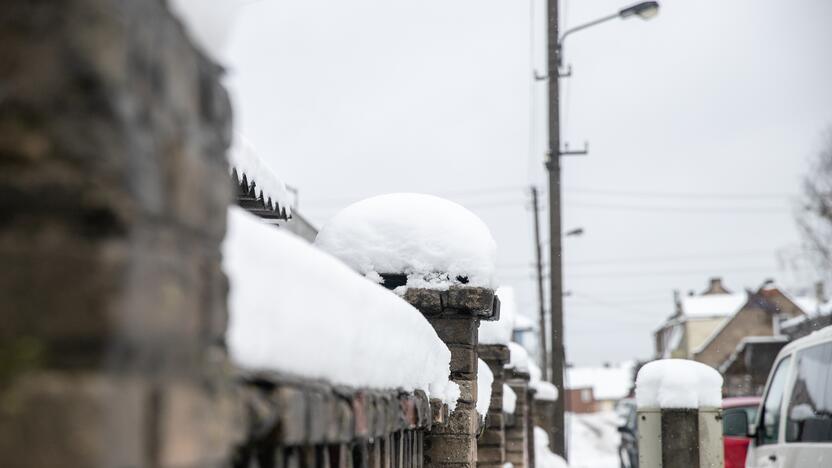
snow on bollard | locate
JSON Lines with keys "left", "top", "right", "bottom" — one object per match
{"left": 635, "top": 359, "right": 724, "bottom": 468}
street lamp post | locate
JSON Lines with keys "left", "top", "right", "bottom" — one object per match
{"left": 545, "top": 1, "right": 659, "bottom": 459}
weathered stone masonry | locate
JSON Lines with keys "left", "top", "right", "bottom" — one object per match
{"left": 0, "top": 0, "right": 240, "bottom": 466}
{"left": 476, "top": 344, "right": 510, "bottom": 468}
{"left": 403, "top": 287, "right": 499, "bottom": 468}
{"left": 505, "top": 369, "right": 532, "bottom": 468}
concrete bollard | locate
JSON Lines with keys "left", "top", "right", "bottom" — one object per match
{"left": 635, "top": 359, "right": 724, "bottom": 468}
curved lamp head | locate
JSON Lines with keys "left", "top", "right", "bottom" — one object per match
{"left": 619, "top": 1, "right": 660, "bottom": 20}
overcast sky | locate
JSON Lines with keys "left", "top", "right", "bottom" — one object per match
{"left": 225, "top": 0, "right": 832, "bottom": 366}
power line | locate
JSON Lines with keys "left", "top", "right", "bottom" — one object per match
{"left": 498, "top": 248, "right": 776, "bottom": 271}
{"left": 566, "top": 249, "right": 775, "bottom": 266}
{"left": 564, "top": 200, "right": 789, "bottom": 214}
{"left": 563, "top": 186, "right": 795, "bottom": 200}
{"left": 565, "top": 265, "right": 775, "bottom": 279}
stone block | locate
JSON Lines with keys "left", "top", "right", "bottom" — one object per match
{"left": 430, "top": 404, "right": 479, "bottom": 435}
{"left": 505, "top": 439, "right": 527, "bottom": 453}
{"left": 505, "top": 450, "right": 526, "bottom": 466}
{"left": 156, "top": 379, "right": 243, "bottom": 467}
{"left": 476, "top": 446, "right": 504, "bottom": 463}
{"left": 446, "top": 287, "right": 495, "bottom": 318}
{"left": 486, "top": 412, "right": 504, "bottom": 429}
{"left": 449, "top": 346, "right": 477, "bottom": 378}
{"left": 275, "top": 386, "right": 308, "bottom": 444}
{"left": 477, "top": 428, "right": 504, "bottom": 447}
{"left": 403, "top": 288, "right": 443, "bottom": 316}
{"left": 431, "top": 399, "right": 449, "bottom": 426}
{"left": 428, "top": 318, "right": 478, "bottom": 346}
{"left": 505, "top": 427, "right": 526, "bottom": 441}
{"left": 306, "top": 390, "right": 333, "bottom": 444}
{"left": 456, "top": 379, "right": 477, "bottom": 405}
{"left": 425, "top": 463, "right": 475, "bottom": 468}
{"left": 477, "top": 345, "right": 510, "bottom": 367}
{"left": 424, "top": 435, "right": 476, "bottom": 464}
{"left": 0, "top": 371, "right": 146, "bottom": 467}
{"left": 328, "top": 396, "right": 355, "bottom": 443}
{"left": 489, "top": 393, "right": 503, "bottom": 412}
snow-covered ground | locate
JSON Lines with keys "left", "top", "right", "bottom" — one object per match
{"left": 567, "top": 412, "right": 621, "bottom": 468}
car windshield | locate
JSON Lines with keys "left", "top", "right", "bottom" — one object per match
{"left": 723, "top": 405, "right": 758, "bottom": 437}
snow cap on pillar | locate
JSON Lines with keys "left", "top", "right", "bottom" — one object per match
{"left": 315, "top": 193, "right": 497, "bottom": 290}
{"left": 635, "top": 359, "right": 723, "bottom": 409}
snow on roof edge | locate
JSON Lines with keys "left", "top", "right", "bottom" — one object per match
{"left": 229, "top": 134, "right": 293, "bottom": 217}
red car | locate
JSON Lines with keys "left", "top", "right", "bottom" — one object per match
{"left": 722, "top": 396, "right": 761, "bottom": 468}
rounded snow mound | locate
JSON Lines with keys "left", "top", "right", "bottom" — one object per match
{"left": 315, "top": 193, "right": 497, "bottom": 289}
{"left": 635, "top": 359, "right": 723, "bottom": 409}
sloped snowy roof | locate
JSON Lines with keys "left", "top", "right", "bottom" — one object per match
{"left": 480, "top": 286, "right": 517, "bottom": 345}
{"left": 314, "top": 193, "right": 497, "bottom": 290}
{"left": 681, "top": 293, "right": 747, "bottom": 318}
{"left": 229, "top": 135, "right": 293, "bottom": 219}
{"left": 567, "top": 363, "right": 634, "bottom": 401}
{"left": 224, "top": 206, "right": 458, "bottom": 405}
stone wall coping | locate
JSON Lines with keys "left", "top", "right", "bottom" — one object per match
{"left": 238, "top": 371, "right": 435, "bottom": 446}
{"left": 403, "top": 287, "right": 500, "bottom": 320}
{"left": 477, "top": 344, "right": 510, "bottom": 364}
{"left": 505, "top": 369, "right": 531, "bottom": 382}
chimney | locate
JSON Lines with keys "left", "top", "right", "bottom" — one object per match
{"left": 673, "top": 290, "right": 682, "bottom": 316}
{"left": 703, "top": 277, "right": 731, "bottom": 295}
{"left": 816, "top": 281, "right": 827, "bottom": 304}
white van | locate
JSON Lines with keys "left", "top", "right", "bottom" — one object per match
{"left": 746, "top": 326, "right": 832, "bottom": 467}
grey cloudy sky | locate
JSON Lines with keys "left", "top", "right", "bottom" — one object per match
{"left": 225, "top": 0, "right": 832, "bottom": 366}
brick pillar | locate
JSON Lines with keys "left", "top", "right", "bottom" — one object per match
{"left": 403, "top": 287, "right": 498, "bottom": 468}
{"left": 525, "top": 388, "right": 537, "bottom": 468}
{"left": 0, "top": 1, "right": 241, "bottom": 466}
{"left": 533, "top": 399, "right": 557, "bottom": 452}
{"left": 476, "top": 344, "right": 510, "bottom": 468}
{"left": 505, "top": 370, "right": 532, "bottom": 468}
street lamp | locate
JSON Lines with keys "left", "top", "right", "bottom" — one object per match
{"left": 544, "top": 0, "right": 660, "bottom": 459}
{"left": 558, "top": 1, "right": 660, "bottom": 68}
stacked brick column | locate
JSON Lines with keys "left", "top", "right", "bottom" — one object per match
{"left": 403, "top": 287, "right": 498, "bottom": 468}
{"left": 475, "top": 344, "right": 510, "bottom": 468}
{"left": 0, "top": 0, "right": 241, "bottom": 465}
{"left": 505, "top": 370, "right": 532, "bottom": 468}
{"left": 533, "top": 399, "right": 557, "bottom": 452}
{"left": 525, "top": 388, "right": 537, "bottom": 468}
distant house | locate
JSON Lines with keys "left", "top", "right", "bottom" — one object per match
{"left": 719, "top": 336, "right": 789, "bottom": 397}
{"left": 692, "top": 283, "right": 806, "bottom": 370}
{"left": 565, "top": 386, "right": 597, "bottom": 414}
{"left": 780, "top": 283, "right": 832, "bottom": 340}
{"left": 654, "top": 278, "right": 747, "bottom": 359}
{"left": 566, "top": 363, "right": 633, "bottom": 413}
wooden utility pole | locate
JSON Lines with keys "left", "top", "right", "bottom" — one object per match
{"left": 546, "top": 0, "right": 567, "bottom": 458}
{"left": 530, "top": 186, "right": 548, "bottom": 381}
